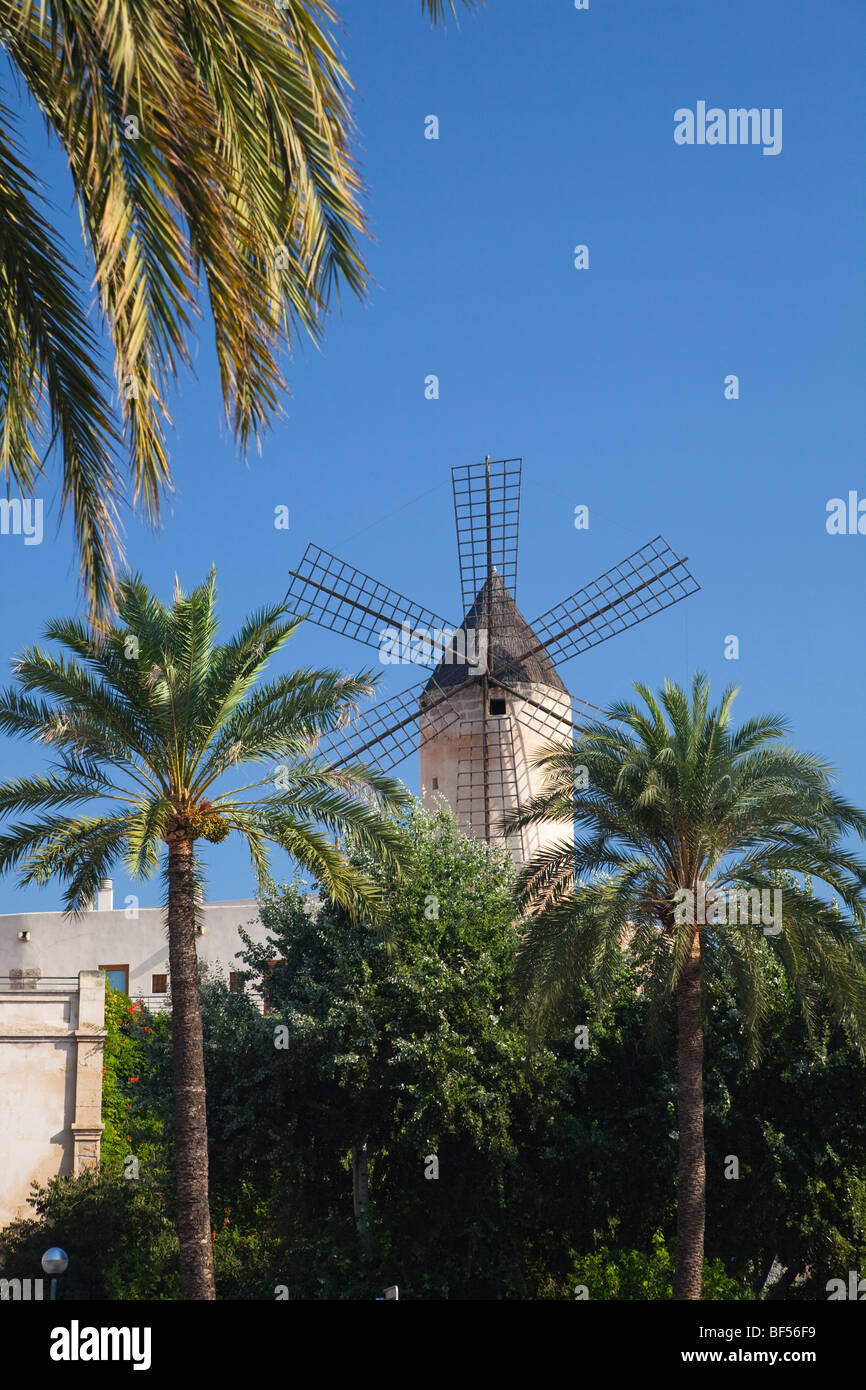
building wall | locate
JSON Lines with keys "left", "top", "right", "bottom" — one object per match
{"left": 0, "top": 972, "right": 105, "bottom": 1228}
{"left": 0, "top": 894, "right": 270, "bottom": 1009}
{"left": 0, "top": 893, "right": 276, "bottom": 1230}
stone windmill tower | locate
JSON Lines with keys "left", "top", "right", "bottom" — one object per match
{"left": 418, "top": 569, "right": 574, "bottom": 861}
{"left": 286, "top": 457, "right": 699, "bottom": 866}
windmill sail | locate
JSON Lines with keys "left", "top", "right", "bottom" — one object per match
{"left": 507, "top": 536, "right": 699, "bottom": 674}
{"left": 452, "top": 457, "right": 521, "bottom": 615}
{"left": 320, "top": 676, "right": 461, "bottom": 774}
{"left": 286, "top": 543, "right": 455, "bottom": 665}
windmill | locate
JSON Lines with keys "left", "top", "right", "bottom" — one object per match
{"left": 286, "top": 457, "right": 700, "bottom": 864}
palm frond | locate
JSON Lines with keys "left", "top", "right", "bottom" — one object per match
{"left": 0, "top": 0, "right": 379, "bottom": 615}
{"left": 0, "top": 101, "right": 122, "bottom": 612}
{"left": 420, "top": 0, "right": 482, "bottom": 22}
{"left": 512, "top": 673, "right": 866, "bottom": 1048}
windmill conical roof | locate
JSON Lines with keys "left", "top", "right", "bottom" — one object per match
{"left": 423, "top": 571, "right": 568, "bottom": 695}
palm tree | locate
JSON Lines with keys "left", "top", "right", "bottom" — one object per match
{"left": 0, "top": 570, "right": 409, "bottom": 1299}
{"left": 0, "top": 0, "right": 479, "bottom": 615}
{"left": 506, "top": 673, "right": 866, "bottom": 1300}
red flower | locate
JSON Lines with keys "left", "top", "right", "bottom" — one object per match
{"left": 129, "top": 1076, "right": 138, "bottom": 1083}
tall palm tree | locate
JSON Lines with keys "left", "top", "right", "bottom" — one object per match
{"left": 506, "top": 674, "right": 866, "bottom": 1300}
{"left": 0, "top": 0, "right": 479, "bottom": 615}
{"left": 0, "top": 570, "right": 409, "bottom": 1299}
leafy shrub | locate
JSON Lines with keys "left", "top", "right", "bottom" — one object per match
{"left": 564, "top": 1231, "right": 753, "bottom": 1300}
{"left": 0, "top": 1166, "right": 181, "bottom": 1299}
{"left": 101, "top": 983, "right": 166, "bottom": 1168}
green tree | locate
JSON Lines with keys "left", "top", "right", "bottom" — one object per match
{"left": 700, "top": 944, "right": 866, "bottom": 1297}
{"left": 100, "top": 981, "right": 167, "bottom": 1178}
{"left": 0, "top": 569, "right": 407, "bottom": 1298}
{"left": 101, "top": 983, "right": 149, "bottom": 1167}
{"left": 0, "top": 1166, "right": 182, "bottom": 1300}
{"left": 508, "top": 674, "right": 866, "bottom": 1299}
{"left": 566, "top": 1230, "right": 751, "bottom": 1301}
{"left": 234, "top": 802, "right": 538, "bottom": 1296}
{"left": 181, "top": 801, "right": 589, "bottom": 1298}
{"left": 8, "top": 945, "right": 865, "bottom": 1299}
{"left": 0, "top": 0, "right": 480, "bottom": 614}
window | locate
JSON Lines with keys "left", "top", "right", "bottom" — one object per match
{"left": 229, "top": 972, "right": 242, "bottom": 993}
{"left": 152, "top": 974, "right": 168, "bottom": 995}
{"left": 431, "top": 777, "right": 439, "bottom": 791}
{"left": 99, "top": 964, "right": 129, "bottom": 994}
{"left": 489, "top": 698, "right": 506, "bottom": 716}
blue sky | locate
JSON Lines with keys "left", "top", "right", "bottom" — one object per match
{"left": 1, "top": 0, "right": 864, "bottom": 913}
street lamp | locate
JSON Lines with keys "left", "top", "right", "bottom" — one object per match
{"left": 41, "top": 1248, "right": 68, "bottom": 1301}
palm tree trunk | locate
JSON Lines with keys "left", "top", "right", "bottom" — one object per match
{"left": 167, "top": 834, "right": 215, "bottom": 1300}
{"left": 673, "top": 927, "right": 705, "bottom": 1300}
{"left": 352, "top": 1140, "right": 372, "bottom": 1252}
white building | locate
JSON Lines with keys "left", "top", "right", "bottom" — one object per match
{"left": 0, "top": 972, "right": 106, "bottom": 1231}
{"left": 0, "top": 880, "right": 269, "bottom": 1010}
{"left": 0, "top": 884, "right": 271, "bottom": 1230}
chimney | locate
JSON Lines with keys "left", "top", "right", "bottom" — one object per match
{"left": 97, "top": 879, "right": 114, "bottom": 912}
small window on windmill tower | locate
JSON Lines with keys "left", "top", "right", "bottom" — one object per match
{"left": 432, "top": 777, "right": 439, "bottom": 791}
{"left": 489, "top": 698, "right": 507, "bottom": 716}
